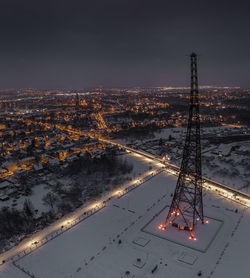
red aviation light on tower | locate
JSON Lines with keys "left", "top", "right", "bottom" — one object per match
{"left": 188, "top": 236, "right": 198, "bottom": 241}
{"left": 158, "top": 224, "right": 166, "bottom": 231}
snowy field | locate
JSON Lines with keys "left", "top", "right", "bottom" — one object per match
{"left": 0, "top": 152, "right": 151, "bottom": 215}
{"left": 202, "top": 140, "right": 250, "bottom": 194}
{"left": 115, "top": 126, "right": 250, "bottom": 194}
{"left": 0, "top": 183, "right": 50, "bottom": 215}
{"left": 1, "top": 170, "right": 250, "bottom": 278}
{"left": 123, "top": 152, "right": 153, "bottom": 177}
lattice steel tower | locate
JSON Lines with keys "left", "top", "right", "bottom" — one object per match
{"left": 162, "top": 53, "right": 204, "bottom": 237}
{"left": 75, "top": 93, "right": 80, "bottom": 109}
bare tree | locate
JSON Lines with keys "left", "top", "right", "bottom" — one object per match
{"left": 42, "top": 192, "right": 57, "bottom": 209}
{"left": 23, "top": 199, "right": 34, "bottom": 218}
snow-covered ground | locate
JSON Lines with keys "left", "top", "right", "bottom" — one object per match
{"left": 202, "top": 141, "right": 250, "bottom": 194}
{"left": 0, "top": 152, "right": 151, "bottom": 214}
{"left": 115, "top": 126, "right": 250, "bottom": 194}
{"left": 1, "top": 170, "right": 249, "bottom": 278}
{"left": 124, "top": 152, "right": 153, "bottom": 177}
{"left": 0, "top": 183, "right": 50, "bottom": 216}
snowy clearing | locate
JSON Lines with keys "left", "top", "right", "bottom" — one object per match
{"left": 1, "top": 170, "right": 249, "bottom": 278}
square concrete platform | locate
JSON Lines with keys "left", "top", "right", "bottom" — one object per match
{"left": 142, "top": 206, "right": 223, "bottom": 252}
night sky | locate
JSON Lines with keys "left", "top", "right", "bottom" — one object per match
{"left": 0, "top": 0, "right": 249, "bottom": 89}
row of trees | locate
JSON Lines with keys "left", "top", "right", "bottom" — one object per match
{"left": 0, "top": 148, "right": 134, "bottom": 252}
{"left": 47, "top": 150, "right": 134, "bottom": 214}
{"left": 0, "top": 199, "right": 35, "bottom": 250}
{"left": 0, "top": 198, "right": 61, "bottom": 253}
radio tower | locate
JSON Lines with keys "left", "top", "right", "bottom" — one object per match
{"left": 161, "top": 53, "right": 204, "bottom": 238}
{"left": 75, "top": 93, "right": 80, "bottom": 110}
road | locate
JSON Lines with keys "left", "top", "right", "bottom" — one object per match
{"left": 101, "top": 138, "right": 250, "bottom": 208}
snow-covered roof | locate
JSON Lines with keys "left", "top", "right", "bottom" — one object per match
{"left": 0, "top": 180, "right": 10, "bottom": 189}
{"left": 34, "top": 164, "right": 43, "bottom": 171}
{"left": 49, "top": 159, "right": 59, "bottom": 166}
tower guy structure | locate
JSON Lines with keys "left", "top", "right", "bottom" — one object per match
{"left": 161, "top": 53, "right": 204, "bottom": 238}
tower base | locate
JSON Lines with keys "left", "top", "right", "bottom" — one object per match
{"left": 142, "top": 206, "right": 223, "bottom": 252}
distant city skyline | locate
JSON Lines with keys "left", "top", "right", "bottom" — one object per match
{"left": 0, "top": 0, "right": 249, "bottom": 89}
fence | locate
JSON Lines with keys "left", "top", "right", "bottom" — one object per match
{"left": 2, "top": 166, "right": 164, "bottom": 269}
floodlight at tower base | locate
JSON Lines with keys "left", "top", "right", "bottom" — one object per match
{"left": 143, "top": 206, "right": 221, "bottom": 252}
{"left": 158, "top": 216, "right": 211, "bottom": 240}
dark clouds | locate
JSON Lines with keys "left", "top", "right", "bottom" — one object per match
{"left": 0, "top": 0, "right": 249, "bottom": 88}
